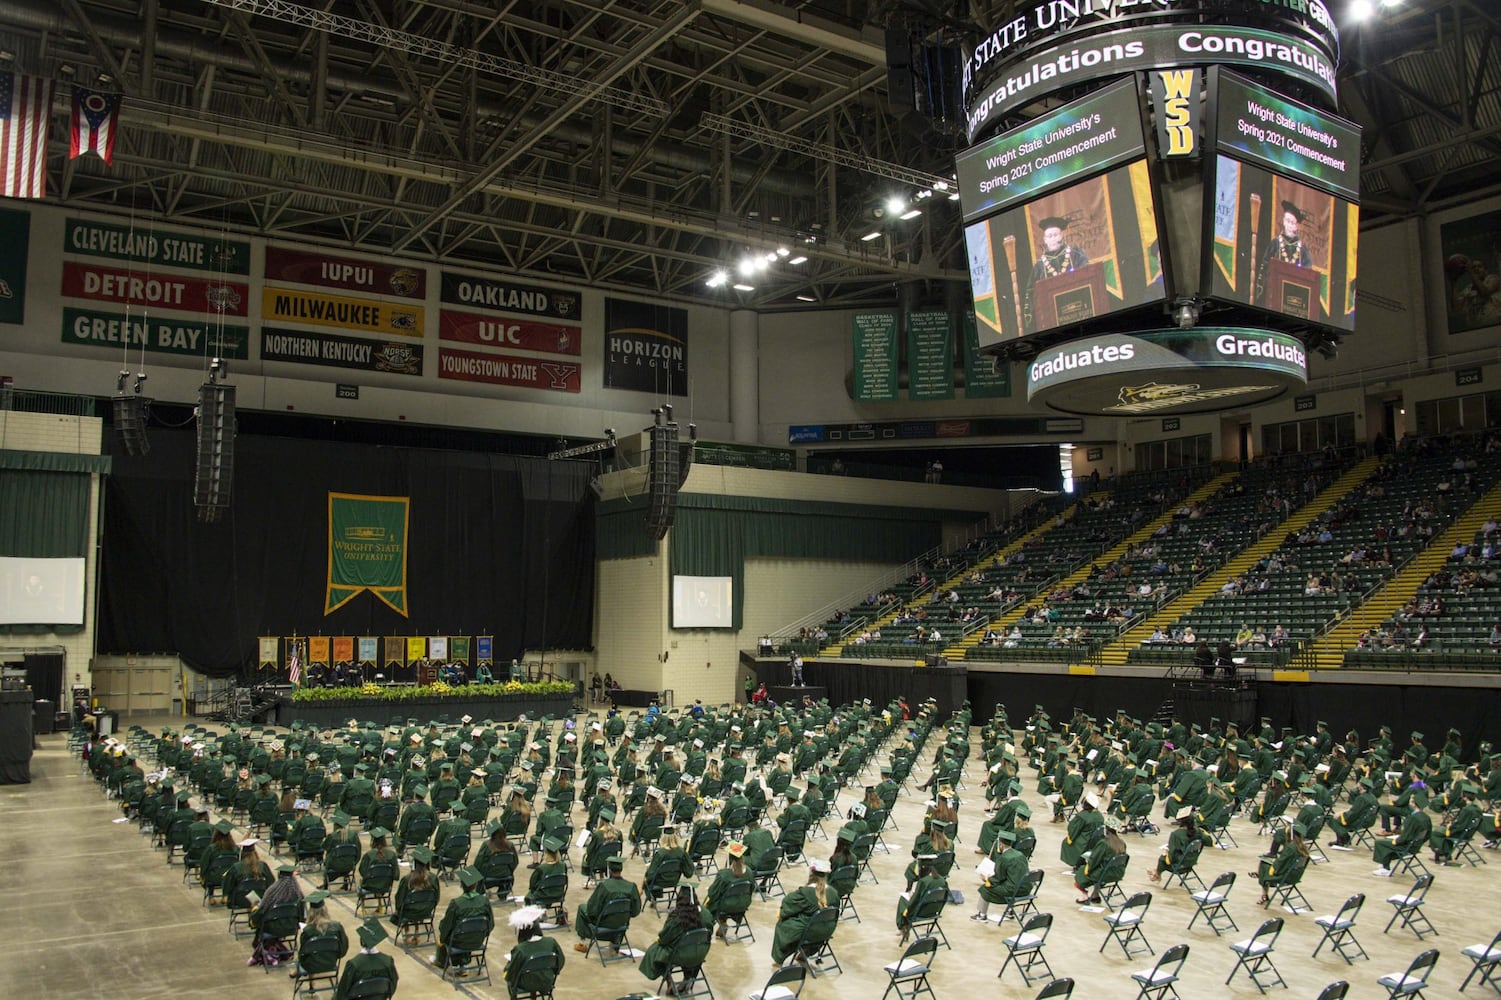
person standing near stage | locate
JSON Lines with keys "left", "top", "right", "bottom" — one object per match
{"left": 1024, "top": 215, "right": 1089, "bottom": 332}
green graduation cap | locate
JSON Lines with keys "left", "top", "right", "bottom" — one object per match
{"left": 213, "top": 819, "right": 233, "bottom": 834}
{"left": 996, "top": 828, "right": 1017, "bottom": 843}
{"left": 410, "top": 846, "right": 434, "bottom": 864}
{"left": 457, "top": 865, "right": 484, "bottom": 889}
{"left": 357, "top": 917, "right": 388, "bottom": 948}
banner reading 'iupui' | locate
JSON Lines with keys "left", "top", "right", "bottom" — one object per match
{"left": 326, "top": 492, "right": 410, "bottom": 615}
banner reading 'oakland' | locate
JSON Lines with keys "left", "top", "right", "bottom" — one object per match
{"left": 326, "top": 492, "right": 410, "bottom": 615}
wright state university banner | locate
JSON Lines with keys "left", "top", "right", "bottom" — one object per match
{"left": 326, "top": 492, "right": 410, "bottom": 615}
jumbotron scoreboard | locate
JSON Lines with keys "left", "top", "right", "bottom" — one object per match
{"left": 955, "top": 0, "right": 1360, "bottom": 416}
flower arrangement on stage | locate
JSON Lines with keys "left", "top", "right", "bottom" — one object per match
{"left": 291, "top": 680, "right": 575, "bottom": 703}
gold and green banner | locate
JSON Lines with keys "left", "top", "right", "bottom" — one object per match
{"left": 257, "top": 636, "right": 279, "bottom": 670}
{"left": 450, "top": 636, "right": 471, "bottom": 663}
{"left": 326, "top": 492, "right": 410, "bottom": 615}
{"left": 308, "top": 635, "right": 331, "bottom": 666}
{"left": 406, "top": 636, "right": 427, "bottom": 663}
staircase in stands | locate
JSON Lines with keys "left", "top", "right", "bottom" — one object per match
{"left": 1301, "top": 478, "right": 1501, "bottom": 669}
{"left": 1093, "top": 456, "right": 1380, "bottom": 668}
{"left": 815, "top": 498, "right": 1083, "bottom": 660}
{"left": 944, "top": 471, "right": 1237, "bottom": 662}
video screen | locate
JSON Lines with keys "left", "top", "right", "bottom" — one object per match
{"left": 672, "top": 575, "right": 733, "bottom": 629}
{"left": 966, "top": 159, "right": 1167, "bottom": 346}
{"left": 1207, "top": 153, "right": 1358, "bottom": 331}
{"left": 0, "top": 556, "right": 86, "bottom": 626}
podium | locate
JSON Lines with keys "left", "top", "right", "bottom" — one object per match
{"left": 1033, "top": 261, "right": 1109, "bottom": 330}
{"left": 1261, "top": 259, "right": 1324, "bottom": 322}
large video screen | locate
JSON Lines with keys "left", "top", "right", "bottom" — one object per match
{"left": 1206, "top": 153, "right": 1358, "bottom": 331}
{"left": 966, "top": 158, "right": 1167, "bottom": 345}
{"left": 672, "top": 575, "right": 733, "bottom": 629}
{"left": 0, "top": 556, "right": 86, "bottom": 626}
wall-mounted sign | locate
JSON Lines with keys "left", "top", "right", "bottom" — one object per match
{"left": 61, "top": 306, "right": 249, "bottom": 359}
{"left": 438, "top": 347, "right": 581, "bottom": 393}
{"left": 262, "top": 286, "right": 423, "bottom": 337}
{"left": 336, "top": 383, "right": 360, "bottom": 399}
{"left": 439, "top": 308, "right": 581, "bottom": 356}
{"left": 1294, "top": 393, "right": 1317, "bottom": 411}
{"left": 261, "top": 327, "right": 423, "bottom": 375}
{"left": 603, "top": 298, "right": 688, "bottom": 396}
{"left": 62, "top": 261, "right": 249, "bottom": 315}
{"left": 907, "top": 310, "right": 955, "bottom": 400}
{"left": 440, "top": 272, "right": 580, "bottom": 320}
{"left": 1162, "top": 417, "right": 1182, "bottom": 431}
{"left": 65, "top": 217, "right": 250, "bottom": 274}
{"left": 1456, "top": 366, "right": 1484, "bottom": 387}
{"left": 264, "top": 246, "right": 426, "bottom": 299}
{"left": 1086, "top": 447, "right": 1104, "bottom": 461}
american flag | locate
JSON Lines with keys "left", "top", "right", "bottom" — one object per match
{"left": 289, "top": 643, "right": 302, "bottom": 686}
{"left": 70, "top": 86, "right": 120, "bottom": 165}
{"left": 0, "top": 72, "right": 53, "bottom": 200}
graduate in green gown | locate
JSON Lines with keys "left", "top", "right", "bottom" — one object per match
{"left": 638, "top": 884, "right": 715, "bottom": 980}
{"left": 503, "top": 905, "right": 565, "bottom": 996}
{"left": 703, "top": 842, "right": 752, "bottom": 939}
{"left": 291, "top": 890, "right": 349, "bottom": 977}
{"left": 770, "top": 859, "right": 833, "bottom": 965}
{"left": 434, "top": 865, "right": 494, "bottom": 970}
{"left": 575, "top": 854, "right": 642, "bottom": 949}
{"left": 335, "top": 918, "right": 398, "bottom": 1000}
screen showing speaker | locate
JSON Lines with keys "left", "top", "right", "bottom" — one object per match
{"left": 0, "top": 556, "right": 86, "bottom": 626}
{"left": 966, "top": 158, "right": 1167, "bottom": 346}
{"left": 1206, "top": 153, "right": 1358, "bottom": 331}
{"left": 672, "top": 575, "right": 733, "bottom": 628}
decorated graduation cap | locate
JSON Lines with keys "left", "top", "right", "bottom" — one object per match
{"left": 357, "top": 917, "right": 389, "bottom": 949}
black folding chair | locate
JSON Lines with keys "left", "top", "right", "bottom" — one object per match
{"left": 1102, "top": 891, "right": 1155, "bottom": 959}
{"left": 880, "top": 935, "right": 938, "bottom": 1000}
{"left": 749, "top": 964, "right": 806, "bottom": 1000}
{"left": 1313, "top": 893, "right": 1368, "bottom": 965}
{"left": 1377, "top": 948, "right": 1441, "bottom": 998}
{"left": 998, "top": 912, "right": 1055, "bottom": 986}
{"left": 583, "top": 895, "right": 635, "bottom": 966}
{"left": 1130, "top": 942, "right": 1190, "bottom": 1000}
{"left": 1383, "top": 874, "right": 1437, "bottom": 940}
{"left": 1460, "top": 927, "right": 1501, "bottom": 993}
{"left": 1033, "top": 979, "right": 1074, "bottom": 999}
{"left": 439, "top": 912, "right": 493, "bottom": 985}
{"left": 1188, "top": 871, "right": 1240, "bottom": 936}
{"left": 1225, "top": 916, "right": 1285, "bottom": 994}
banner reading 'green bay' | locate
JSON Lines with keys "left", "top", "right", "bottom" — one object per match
{"left": 326, "top": 492, "right": 410, "bottom": 615}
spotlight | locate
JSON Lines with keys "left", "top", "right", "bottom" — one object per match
{"left": 1174, "top": 299, "right": 1200, "bottom": 329}
{"left": 705, "top": 270, "right": 727, "bottom": 288}
{"left": 885, "top": 196, "right": 907, "bottom": 216}
{"left": 738, "top": 257, "right": 757, "bottom": 277}
{"left": 1349, "top": 0, "right": 1374, "bottom": 17}
{"left": 776, "top": 247, "right": 790, "bottom": 257}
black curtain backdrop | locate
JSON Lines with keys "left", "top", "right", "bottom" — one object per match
{"left": 99, "top": 429, "right": 595, "bottom": 677}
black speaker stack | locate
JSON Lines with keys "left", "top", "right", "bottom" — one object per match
{"left": 193, "top": 382, "right": 235, "bottom": 523}
{"left": 112, "top": 394, "right": 152, "bottom": 457}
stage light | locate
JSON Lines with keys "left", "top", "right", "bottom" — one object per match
{"left": 1349, "top": 0, "right": 1374, "bottom": 18}
{"left": 776, "top": 246, "right": 790, "bottom": 257}
{"left": 885, "top": 195, "right": 907, "bottom": 216}
{"left": 738, "top": 257, "right": 758, "bottom": 276}
{"left": 705, "top": 270, "right": 727, "bottom": 288}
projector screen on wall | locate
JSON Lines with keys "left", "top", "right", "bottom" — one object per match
{"left": 0, "top": 556, "right": 86, "bottom": 626}
{"left": 672, "top": 575, "right": 733, "bottom": 629}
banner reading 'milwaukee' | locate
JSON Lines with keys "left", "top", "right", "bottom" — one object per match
{"left": 326, "top": 492, "right": 410, "bottom": 615}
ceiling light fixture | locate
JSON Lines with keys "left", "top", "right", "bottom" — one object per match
{"left": 788, "top": 256, "right": 808, "bottom": 265}
{"left": 861, "top": 231, "right": 882, "bottom": 242}
{"left": 900, "top": 208, "right": 923, "bottom": 220}
{"left": 796, "top": 295, "right": 816, "bottom": 302}
{"left": 706, "top": 270, "right": 728, "bottom": 288}
{"left": 885, "top": 196, "right": 907, "bottom": 216}
{"left": 732, "top": 282, "right": 754, "bottom": 292}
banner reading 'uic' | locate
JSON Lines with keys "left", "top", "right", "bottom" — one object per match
{"left": 326, "top": 492, "right": 410, "bottom": 615}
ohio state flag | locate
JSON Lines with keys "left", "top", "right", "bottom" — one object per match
{"left": 70, "top": 87, "right": 120, "bottom": 165}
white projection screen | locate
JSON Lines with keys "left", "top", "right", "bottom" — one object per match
{"left": 0, "top": 556, "right": 86, "bottom": 626}
{"left": 672, "top": 575, "right": 733, "bottom": 628}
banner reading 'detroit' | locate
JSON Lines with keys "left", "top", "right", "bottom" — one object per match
{"left": 326, "top": 492, "right": 410, "bottom": 615}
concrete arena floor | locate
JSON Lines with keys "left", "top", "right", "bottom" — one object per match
{"left": 2, "top": 715, "right": 1495, "bottom": 1000}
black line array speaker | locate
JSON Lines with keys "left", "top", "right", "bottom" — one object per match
{"left": 112, "top": 394, "right": 151, "bottom": 457}
{"left": 885, "top": 27, "right": 915, "bottom": 114}
{"left": 644, "top": 422, "right": 680, "bottom": 541}
{"left": 193, "top": 382, "right": 235, "bottom": 523}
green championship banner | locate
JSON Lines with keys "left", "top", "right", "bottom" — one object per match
{"left": 907, "top": 310, "right": 955, "bottom": 400}
{"left": 326, "top": 492, "right": 410, "bottom": 615}
{"left": 851, "top": 311, "right": 898, "bottom": 401}
{"left": 962, "top": 313, "right": 1012, "bottom": 398}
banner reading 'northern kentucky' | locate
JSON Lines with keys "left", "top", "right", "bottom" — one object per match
{"left": 264, "top": 246, "right": 427, "bottom": 299}
{"left": 440, "top": 271, "right": 581, "bottom": 321}
{"left": 439, "top": 308, "right": 581, "bottom": 355}
{"left": 326, "top": 492, "right": 409, "bottom": 615}
{"left": 437, "top": 347, "right": 581, "bottom": 392}
{"left": 261, "top": 327, "right": 422, "bottom": 375}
